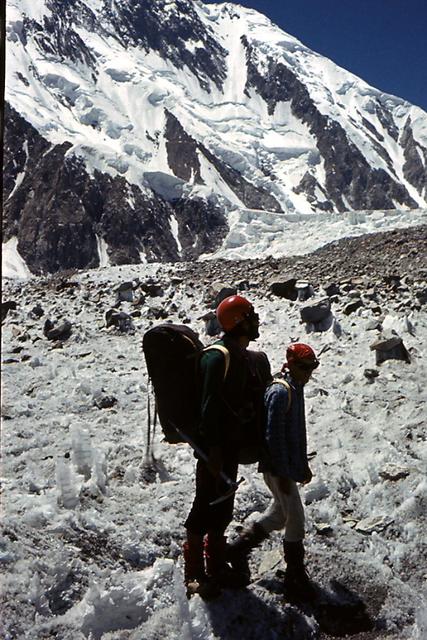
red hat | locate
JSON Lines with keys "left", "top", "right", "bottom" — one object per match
{"left": 286, "top": 343, "right": 319, "bottom": 367}
{"left": 216, "top": 295, "right": 254, "bottom": 332}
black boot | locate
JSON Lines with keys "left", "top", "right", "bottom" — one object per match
{"left": 205, "top": 533, "right": 250, "bottom": 588}
{"left": 227, "top": 523, "right": 268, "bottom": 580}
{"left": 283, "top": 540, "right": 315, "bottom": 601}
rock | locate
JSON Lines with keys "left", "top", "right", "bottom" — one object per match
{"left": 105, "top": 309, "right": 135, "bottom": 332}
{"left": 304, "top": 479, "right": 330, "bottom": 504}
{"left": 257, "top": 549, "right": 282, "bottom": 575}
{"left": 315, "top": 522, "right": 333, "bottom": 535}
{"left": 115, "top": 281, "right": 134, "bottom": 303}
{"left": 382, "top": 314, "right": 416, "bottom": 336}
{"left": 269, "top": 275, "right": 297, "bottom": 300}
{"left": 364, "top": 368, "right": 379, "bottom": 380}
{"left": 200, "top": 311, "right": 222, "bottom": 337}
{"left": 370, "top": 305, "right": 383, "bottom": 315}
{"left": 364, "top": 288, "right": 378, "bottom": 300}
{"left": 365, "top": 319, "right": 382, "bottom": 331}
{"left": 206, "top": 282, "right": 237, "bottom": 307}
{"left": 355, "top": 515, "right": 393, "bottom": 534}
{"left": 348, "top": 289, "right": 361, "bottom": 299}
{"left": 295, "top": 280, "right": 314, "bottom": 301}
{"left": 140, "top": 280, "right": 164, "bottom": 297}
{"left": 43, "top": 319, "right": 72, "bottom": 341}
{"left": 29, "top": 304, "right": 44, "bottom": 319}
{"left": 94, "top": 394, "right": 117, "bottom": 409}
{"left": 1, "top": 301, "right": 17, "bottom": 322}
{"left": 146, "top": 305, "right": 169, "bottom": 320}
{"left": 236, "top": 279, "right": 250, "bottom": 291}
{"left": 370, "top": 334, "right": 410, "bottom": 365}
{"left": 300, "top": 298, "right": 331, "bottom": 324}
{"left": 415, "top": 287, "right": 427, "bottom": 305}
{"left": 323, "top": 282, "right": 340, "bottom": 297}
{"left": 384, "top": 274, "right": 401, "bottom": 289}
{"left": 379, "top": 464, "right": 410, "bottom": 481}
{"left": 343, "top": 299, "right": 364, "bottom": 315}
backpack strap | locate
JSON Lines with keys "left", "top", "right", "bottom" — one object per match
{"left": 270, "top": 378, "right": 292, "bottom": 412}
{"left": 203, "top": 344, "right": 230, "bottom": 381}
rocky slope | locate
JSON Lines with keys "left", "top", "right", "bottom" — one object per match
{"left": 1, "top": 225, "right": 426, "bottom": 639}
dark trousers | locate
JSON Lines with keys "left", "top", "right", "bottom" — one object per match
{"left": 184, "top": 453, "right": 239, "bottom": 536}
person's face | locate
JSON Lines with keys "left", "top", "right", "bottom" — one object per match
{"left": 288, "top": 358, "right": 318, "bottom": 385}
{"left": 245, "top": 309, "right": 260, "bottom": 341}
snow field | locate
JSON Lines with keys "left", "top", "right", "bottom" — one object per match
{"left": 1, "top": 260, "right": 426, "bottom": 638}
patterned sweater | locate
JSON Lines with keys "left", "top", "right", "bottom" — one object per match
{"left": 259, "top": 372, "right": 310, "bottom": 482}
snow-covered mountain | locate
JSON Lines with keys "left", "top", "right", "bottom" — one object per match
{"left": 3, "top": 0, "right": 427, "bottom": 274}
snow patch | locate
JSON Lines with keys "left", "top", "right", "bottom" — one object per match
{"left": 1, "top": 237, "right": 33, "bottom": 279}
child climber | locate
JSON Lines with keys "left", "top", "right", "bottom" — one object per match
{"left": 228, "top": 342, "right": 319, "bottom": 600}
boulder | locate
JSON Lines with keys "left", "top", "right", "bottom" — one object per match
{"left": 370, "top": 334, "right": 410, "bottom": 365}
{"left": 140, "top": 280, "right": 164, "bottom": 297}
{"left": 2, "top": 301, "right": 17, "bottom": 322}
{"left": 200, "top": 311, "right": 222, "bottom": 337}
{"left": 146, "top": 305, "right": 169, "bottom": 320}
{"left": 364, "top": 368, "right": 379, "bottom": 380}
{"left": 105, "top": 309, "right": 135, "bottom": 332}
{"left": 94, "top": 394, "right": 117, "bottom": 409}
{"left": 355, "top": 515, "right": 393, "bottom": 534}
{"left": 43, "top": 319, "right": 72, "bottom": 341}
{"left": 343, "top": 299, "right": 364, "bottom": 315}
{"left": 206, "top": 282, "right": 237, "bottom": 307}
{"left": 300, "top": 298, "right": 331, "bottom": 324}
{"left": 379, "top": 464, "right": 410, "bottom": 481}
{"left": 29, "top": 304, "right": 44, "bottom": 319}
{"left": 323, "top": 282, "right": 340, "bottom": 297}
{"left": 269, "top": 275, "right": 297, "bottom": 300}
{"left": 115, "top": 281, "right": 134, "bottom": 303}
{"left": 295, "top": 280, "right": 314, "bottom": 302}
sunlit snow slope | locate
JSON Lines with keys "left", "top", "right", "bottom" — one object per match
{"left": 3, "top": 0, "right": 427, "bottom": 275}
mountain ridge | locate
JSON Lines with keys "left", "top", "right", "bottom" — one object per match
{"left": 3, "top": 0, "right": 427, "bottom": 274}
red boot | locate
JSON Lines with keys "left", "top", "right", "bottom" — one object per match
{"left": 183, "top": 533, "right": 220, "bottom": 599}
{"left": 205, "top": 532, "right": 250, "bottom": 588}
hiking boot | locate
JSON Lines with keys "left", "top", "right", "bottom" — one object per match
{"left": 282, "top": 540, "right": 316, "bottom": 601}
{"left": 205, "top": 533, "right": 250, "bottom": 588}
{"left": 183, "top": 534, "right": 221, "bottom": 600}
{"left": 227, "top": 522, "right": 268, "bottom": 580}
{"left": 185, "top": 576, "right": 221, "bottom": 600}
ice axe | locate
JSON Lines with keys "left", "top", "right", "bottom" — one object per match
{"left": 172, "top": 425, "right": 245, "bottom": 505}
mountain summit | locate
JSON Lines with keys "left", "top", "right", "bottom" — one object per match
{"left": 3, "top": 0, "right": 427, "bottom": 273}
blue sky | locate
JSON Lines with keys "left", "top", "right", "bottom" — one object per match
{"left": 205, "top": 0, "right": 427, "bottom": 112}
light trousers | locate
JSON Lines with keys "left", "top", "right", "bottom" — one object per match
{"left": 256, "top": 472, "right": 305, "bottom": 542}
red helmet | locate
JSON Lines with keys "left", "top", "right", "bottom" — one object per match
{"left": 286, "top": 343, "right": 319, "bottom": 368}
{"left": 216, "top": 295, "right": 255, "bottom": 332}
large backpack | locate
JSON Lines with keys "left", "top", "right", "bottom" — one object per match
{"left": 142, "top": 324, "right": 229, "bottom": 445}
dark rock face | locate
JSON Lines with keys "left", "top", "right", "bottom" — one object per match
{"left": 242, "top": 37, "right": 420, "bottom": 212}
{"left": 165, "top": 110, "right": 282, "bottom": 212}
{"left": 200, "top": 144, "right": 283, "bottom": 212}
{"left": 23, "top": 2, "right": 99, "bottom": 71}
{"left": 3, "top": 104, "right": 228, "bottom": 274}
{"left": 101, "top": 0, "right": 227, "bottom": 91}
{"left": 165, "top": 111, "right": 203, "bottom": 184}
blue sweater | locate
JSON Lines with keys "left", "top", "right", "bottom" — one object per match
{"left": 259, "top": 373, "right": 310, "bottom": 482}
